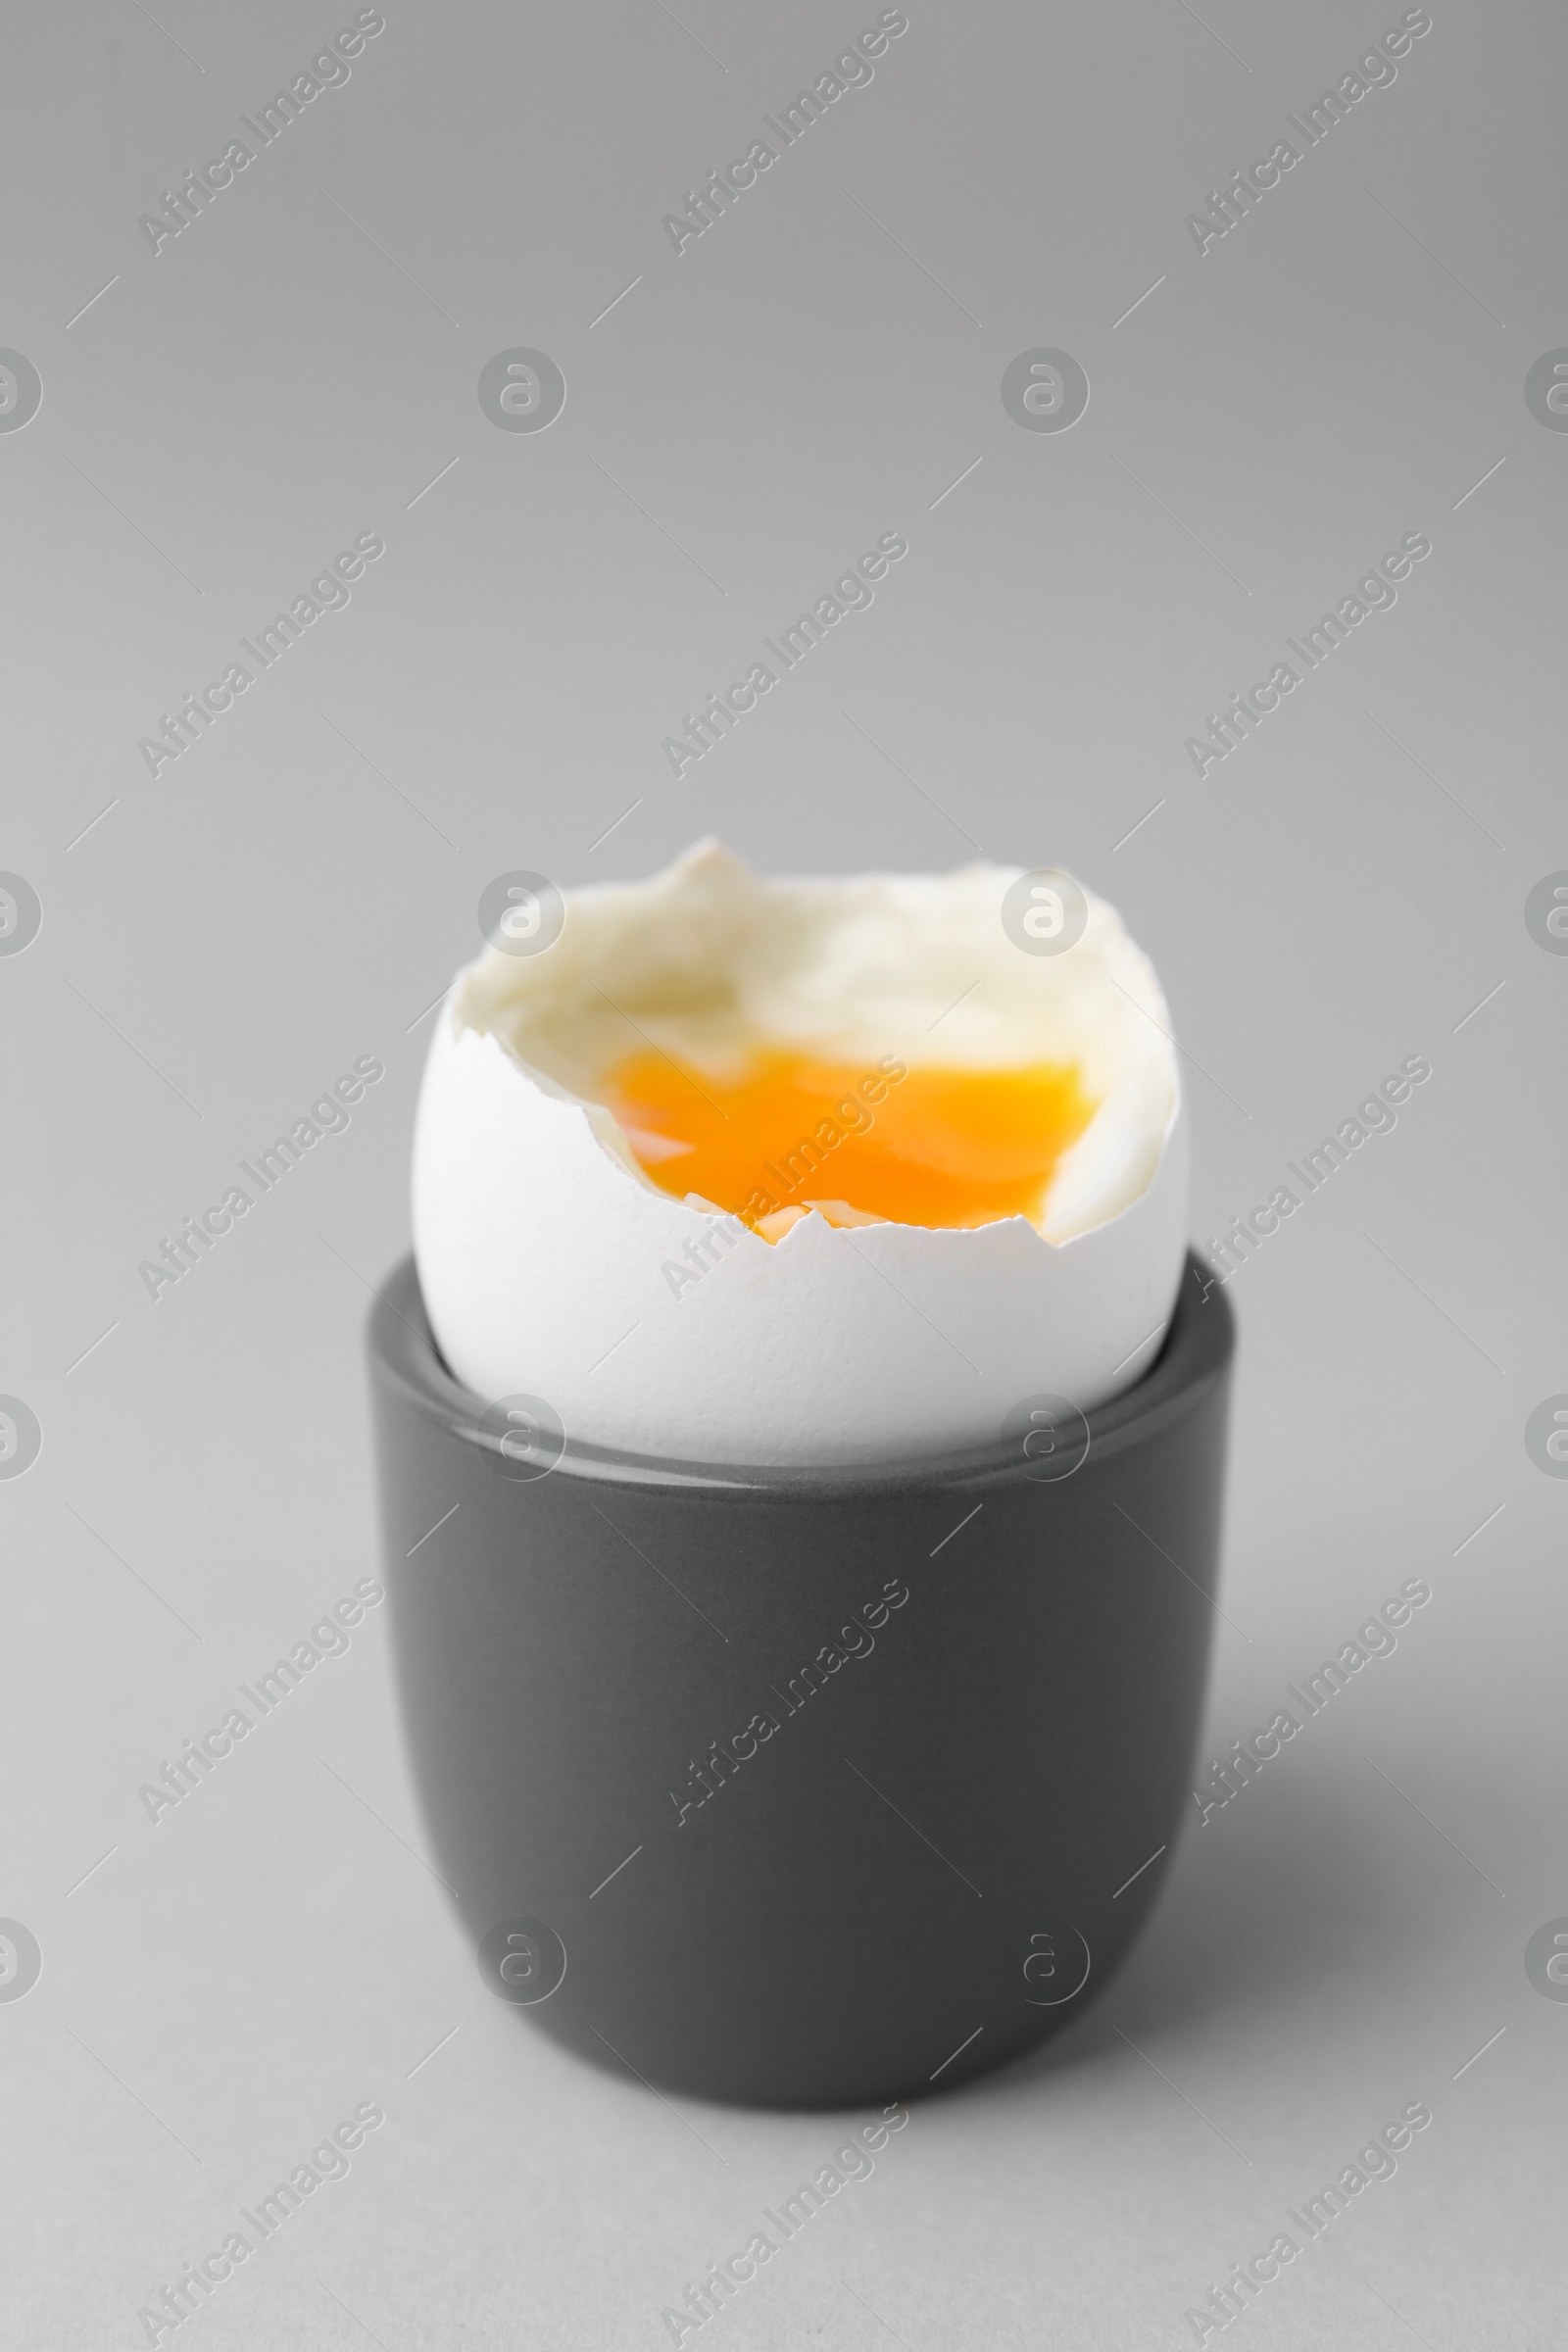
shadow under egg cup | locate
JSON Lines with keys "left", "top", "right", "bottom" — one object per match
{"left": 367, "top": 1253, "right": 1234, "bottom": 2110}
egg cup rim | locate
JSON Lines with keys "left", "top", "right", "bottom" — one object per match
{"left": 367, "top": 1250, "right": 1233, "bottom": 1500}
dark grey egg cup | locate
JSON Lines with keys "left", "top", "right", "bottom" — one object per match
{"left": 367, "top": 1253, "right": 1234, "bottom": 2109}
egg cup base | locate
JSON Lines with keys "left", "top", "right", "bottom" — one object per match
{"left": 366, "top": 1251, "right": 1234, "bottom": 2109}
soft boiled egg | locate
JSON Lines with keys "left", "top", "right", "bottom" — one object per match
{"left": 412, "top": 840, "right": 1190, "bottom": 1468}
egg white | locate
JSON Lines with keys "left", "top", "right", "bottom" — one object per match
{"left": 413, "top": 841, "right": 1190, "bottom": 1467}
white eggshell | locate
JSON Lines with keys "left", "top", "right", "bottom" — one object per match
{"left": 412, "top": 843, "right": 1191, "bottom": 1468}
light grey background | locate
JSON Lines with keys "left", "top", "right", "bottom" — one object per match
{"left": 3, "top": 0, "right": 1564, "bottom": 2343}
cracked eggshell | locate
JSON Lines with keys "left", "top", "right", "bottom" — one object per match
{"left": 412, "top": 843, "right": 1191, "bottom": 1469}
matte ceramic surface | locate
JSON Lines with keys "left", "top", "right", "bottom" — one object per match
{"left": 367, "top": 1254, "right": 1234, "bottom": 2108}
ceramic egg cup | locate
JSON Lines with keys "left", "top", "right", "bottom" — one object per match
{"left": 367, "top": 1252, "right": 1234, "bottom": 2109}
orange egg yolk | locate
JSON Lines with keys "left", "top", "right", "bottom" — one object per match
{"left": 599, "top": 1048, "right": 1098, "bottom": 1233}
